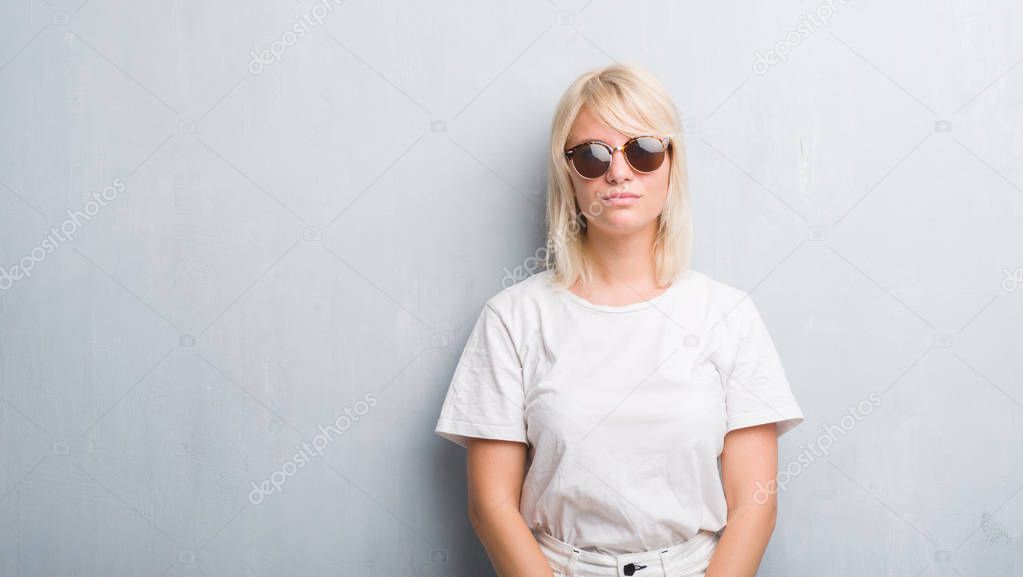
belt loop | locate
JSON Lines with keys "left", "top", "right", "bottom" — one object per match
{"left": 568, "top": 546, "right": 580, "bottom": 577}
{"left": 658, "top": 547, "right": 669, "bottom": 577}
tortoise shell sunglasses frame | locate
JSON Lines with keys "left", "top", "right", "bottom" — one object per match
{"left": 563, "top": 135, "right": 672, "bottom": 180}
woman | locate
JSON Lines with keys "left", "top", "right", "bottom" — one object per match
{"left": 434, "top": 63, "right": 805, "bottom": 577}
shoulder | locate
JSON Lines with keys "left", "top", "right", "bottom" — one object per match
{"left": 482, "top": 268, "right": 555, "bottom": 319}
{"left": 676, "top": 268, "right": 749, "bottom": 310}
{"left": 676, "top": 269, "right": 762, "bottom": 336}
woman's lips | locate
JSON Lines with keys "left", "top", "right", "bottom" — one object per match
{"left": 600, "top": 192, "right": 640, "bottom": 206}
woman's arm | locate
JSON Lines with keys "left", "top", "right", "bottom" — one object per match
{"left": 705, "top": 422, "right": 781, "bottom": 577}
{"left": 466, "top": 438, "right": 555, "bottom": 577}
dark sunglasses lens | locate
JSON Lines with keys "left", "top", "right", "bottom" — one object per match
{"left": 572, "top": 143, "right": 612, "bottom": 178}
{"left": 625, "top": 137, "right": 667, "bottom": 173}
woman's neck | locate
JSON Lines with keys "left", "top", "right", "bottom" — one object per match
{"left": 580, "top": 222, "right": 662, "bottom": 289}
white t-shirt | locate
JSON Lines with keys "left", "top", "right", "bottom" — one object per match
{"left": 434, "top": 267, "right": 805, "bottom": 555}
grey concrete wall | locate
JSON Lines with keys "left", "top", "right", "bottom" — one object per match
{"left": 1, "top": 0, "right": 1021, "bottom": 575}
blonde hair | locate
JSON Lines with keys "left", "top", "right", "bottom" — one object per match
{"left": 544, "top": 63, "right": 693, "bottom": 290}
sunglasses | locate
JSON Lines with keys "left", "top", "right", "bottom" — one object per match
{"left": 563, "top": 135, "right": 671, "bottom": 179}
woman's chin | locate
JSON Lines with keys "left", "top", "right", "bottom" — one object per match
{"left": 589, "top": 215, "right": 657, "bottom": 234}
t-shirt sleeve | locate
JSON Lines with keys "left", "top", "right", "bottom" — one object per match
{"left": 434, "top": 302, "right": 528, "bottom": 449}
{"left": 717, "top": 293, "right": 805, "bottom": 438}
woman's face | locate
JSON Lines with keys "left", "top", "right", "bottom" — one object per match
{"left": 565, "top": 107, "right": 671, "bottom": 237}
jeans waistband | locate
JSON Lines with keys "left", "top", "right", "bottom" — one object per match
{"left": 532, "top": 528, "right": 720, "bottom": 577}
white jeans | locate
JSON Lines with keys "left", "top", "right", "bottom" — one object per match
{"left": 533, "top": 529, "right": 719, "bottom": 577}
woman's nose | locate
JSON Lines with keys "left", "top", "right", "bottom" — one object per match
{"left": 606, "top": 148, "right": 633, "bottom": 181}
